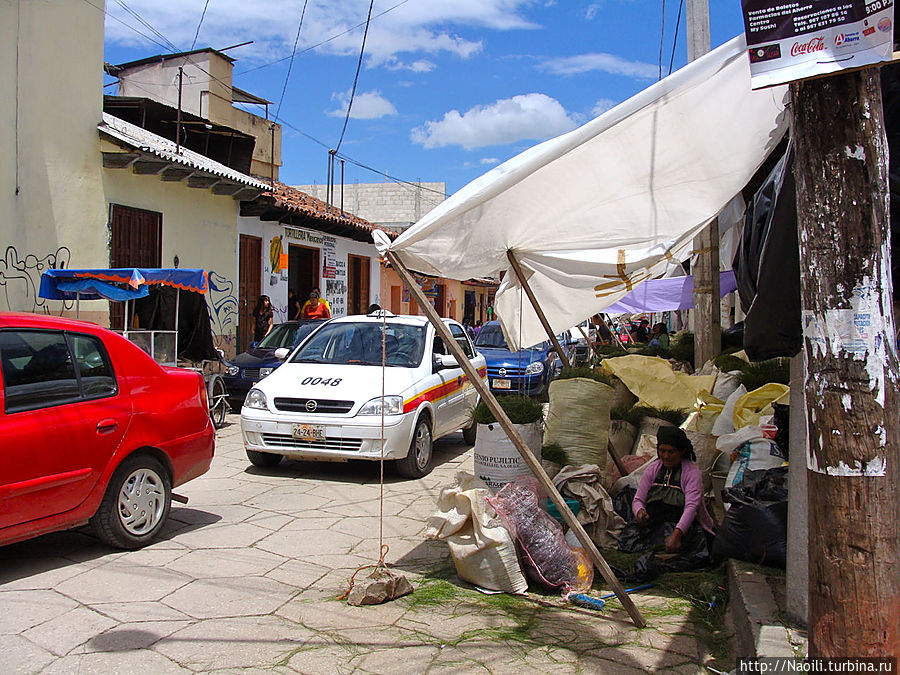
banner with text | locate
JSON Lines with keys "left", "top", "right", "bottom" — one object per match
{"left": 742, "top": 0, "right": 894, "bottom": 89}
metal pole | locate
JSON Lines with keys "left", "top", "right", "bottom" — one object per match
{"left": 385, "top": 249, "right": 646, "bottom": 628}
{"left": 75, "top": 292, "right": 80, "bottom": 320}
{"left": 175, "top": 288, "right": 180, "bottom": 364}
{"left": 176, "top": 67, "right": 183, "bottom": 155}
{"left": 505, "top": 251, "right": 571, "bottom": 368}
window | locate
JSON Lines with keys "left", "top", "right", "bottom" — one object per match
{"left": 449, "top": 324, "right": 475, "bottom": 358}
{"left": 0, "top": 331, "right": 117, "bottom": 413}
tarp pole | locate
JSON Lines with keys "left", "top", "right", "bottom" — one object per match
{"left": 603, "top": 313, "right": 628, "bottom": 351}
{"left": 75, "top": 293, "right": 80, "bottom": 320}
{"left": 175, "top": 288, "right": 180, "bottom": 364}
{"left": 506, "top": 251, "right": 571, "bottom": 368}
{"left": 385, "top": 249, "right": 646, "bottom": 628}
{"left": 575, "top": 324, "right": 604, "bottom": 364}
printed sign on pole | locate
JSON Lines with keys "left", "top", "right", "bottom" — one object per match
{"left": 742, "top": 0, "right": 895, "bottom": 89}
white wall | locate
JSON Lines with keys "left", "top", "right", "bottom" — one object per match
{"left": 237, "top": 217, "right": 381, "bottom": 324}
{"left": 0, "top": 0, "right": 107, "bottom": 316}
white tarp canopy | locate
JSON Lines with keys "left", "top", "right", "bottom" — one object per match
{"left": 375, "top": 35, "right": 789, "bottom": 350}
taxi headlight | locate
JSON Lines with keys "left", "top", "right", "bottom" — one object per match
{"left": 258, "top": 367, "right": 274, "bottom": 378}
{"left": 524, "top": 361, "right": 544, "bottom": 375}
{"left": 226, "top": 365, "right": 240, "bottom": 376}
{"left": 357, "top": 395, "right": 403, "bottom": 416}
{"left": 244, "top": 388, "right": 268, "bottom": 410}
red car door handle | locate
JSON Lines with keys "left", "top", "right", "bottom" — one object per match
{"left": 97, "top": 419, "right": 119, "bottom": 434}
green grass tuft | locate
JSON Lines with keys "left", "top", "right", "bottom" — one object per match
{"left": 541, "top": 443, "right": 570, "bottom": 466}
{"left": 472, "top": 395, "right": 543, "bottom": 425}
{"left": 610, "top": 404, "right": 644, "bottom": 427}
{"left": 630, "top": 405, "right": 688, "bottom": 427}
{"left": 556, "top": 366, "right": 613, "bottom": 386}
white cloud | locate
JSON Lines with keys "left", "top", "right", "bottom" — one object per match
{"left": 586, "top": 3, "right": 601, "bottom": 19}
{"left": 103, "top": 0, "right": 539, "bottom": 67}
{"left": 384, "top": 58, "right": 436, "bottom": 73}
{"left": 540, "top": 53, "right": 657, "bottom": 79}
{"left": 327, "top": 90, "right": 397, "bottom": 119}
{"left": 480, "top": 157, "right": 499, "bottom": 164}
{"left": 411, "top": 93, "right": 578, "bottom": 150}
{"left": 591, "top": 97, "right": 618, "bottom": 117}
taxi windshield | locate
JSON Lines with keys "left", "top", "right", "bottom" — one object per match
{"left": 289, "top": 322, "right": 426, "bottom": 368}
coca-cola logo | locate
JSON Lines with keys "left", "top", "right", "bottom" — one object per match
{"left": 791, "top": 37, "right": 825, "bottom": 57}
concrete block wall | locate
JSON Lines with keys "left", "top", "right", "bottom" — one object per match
{"left": 293, "top": 182, "right": 446, "bottom": 232}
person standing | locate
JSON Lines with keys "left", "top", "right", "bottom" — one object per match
{"left": 301, "top": 289, "right": 331, "bottom": 320}
{"left": 288, "top": 289, "right": 301, "bottom": 320}
{"left": 252, "top": 295, "right": 274, "bottom": 342}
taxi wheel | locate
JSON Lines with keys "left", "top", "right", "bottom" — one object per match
{"left": 462, "top": 418, "right": 477, "bottom": 445}
{"left": 246, "top": 449, "right": 283, "bottom": 468}
{"left": 397, "top": 417, "right": 433, "bottom": 478}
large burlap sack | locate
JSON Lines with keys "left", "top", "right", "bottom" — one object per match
{"left": 426, "top": 472, "right": 528, "bottom": 594}
{"left": 609, "top": 419, "right": 638, "bottom": 460}
{"left": 544, "top": 378, "right": 614, "bottom": 469}
{"left": 684, "top": 429, "right": 718, "bottom": 492}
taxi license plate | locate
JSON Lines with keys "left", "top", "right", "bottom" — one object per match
{"left": 492, "top": 379, "right": 511, "bottom": 390}
{"left": 292, "top": 424, "right": 326, "bottom": 441}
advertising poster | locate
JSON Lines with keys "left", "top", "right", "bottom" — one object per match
{"left": 742, "top": 0, "right": 894, "bottom": 89}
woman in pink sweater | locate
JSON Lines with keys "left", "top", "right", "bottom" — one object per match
{"left": 631, "top": 426, "right": 716, "bottom": 553}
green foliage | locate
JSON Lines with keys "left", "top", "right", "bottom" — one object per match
{"left": 634, "top": 345, "right": 672, "bottom": 358}
{"left": 609, "top": 404, "right": 644, "bottom": 427}
{"left": 713, "top": 353, "right": 750, "bottom": 373}
{"left": 540, "top": 443, "right": 569, "bottom": 466}
{"left": 472, "top": 395, "right": 543, "bottom": 425}
{"left": 556, "top": 366, "right": 613, "bottom": 386}
{"left": 738, "top": 358, "right": 790, "bottom": 390}
{"left": 667, "top": 331, "right": 695, "bottom": 366}
{"left": 596, "top": 344, "right": 627, "bottom": 357}
{"left": 631, "top": 405, "right": 688, "bottom": 427}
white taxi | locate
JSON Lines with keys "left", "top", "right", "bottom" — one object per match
{"left": 240, "top": 312, "right": 486, "bottom": 477}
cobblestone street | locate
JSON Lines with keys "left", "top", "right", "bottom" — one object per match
{"left": 3, "top": 415, "right": 728, "bottom": 673}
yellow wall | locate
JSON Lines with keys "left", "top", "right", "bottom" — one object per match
{"left": 0, "top": 0, "right": 107, "bottom": 316}
{"left": 101, "top": 145, "right": 239, "bottom": 354}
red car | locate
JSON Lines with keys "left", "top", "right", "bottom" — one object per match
{"left": 0, "top": 312, "right": 214, "bottom": 549}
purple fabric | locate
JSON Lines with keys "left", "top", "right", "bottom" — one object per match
{"left": 605, "top": 270, "right": 736, "bottom": 315}
{"left": 632, "top": 459, "right": 716, "bottom": 535}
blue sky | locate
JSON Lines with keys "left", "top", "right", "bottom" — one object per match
{"left": 101, "top": 0, "right": 746, "bottom": 196}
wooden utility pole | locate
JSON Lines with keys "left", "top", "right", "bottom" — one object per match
{"left": 687, "top": 0, "right": 721, "bottom": 367}
{"left": 791, "top": 69, "right": 900, "bottom": 656}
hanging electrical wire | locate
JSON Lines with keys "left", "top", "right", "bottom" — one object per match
{"left": 334, "top": 0, "right": 375, "bottom": 154}
{"left": 275, "top": 0, "right": 310, "bottom": 121}
{"left": 189, "top": 0, "right": 212, "bottom": 52}
{"left": 658, "top": 0, "right": 667, "bottom": 80}
{"left": 667, "top": 0, "right": 685, "bottom": 76}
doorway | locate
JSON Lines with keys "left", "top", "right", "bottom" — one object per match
{"left": 347, "top": 254, "right": 370, "bottom": 315}
{"left": 109, "top": 204, "right": 162, "bottom": 330}
{"left": 289, "top": 244, "right": 320, "bottom": 313}
{"left": 239, "top": 234, "right": 262, "bottom": 352}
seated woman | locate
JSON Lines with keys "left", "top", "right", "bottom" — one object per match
{"left": 617, "top": 427, "right": 715, "bottom": 579}
{"left": 647, "top": 322, "right": 670, "bottom": 350}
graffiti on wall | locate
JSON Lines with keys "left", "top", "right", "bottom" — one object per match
{"left": 207, "top": 270, "right": 237, "bottom": 353}
{"left": 0, "top": 246, "right": 72, "bottom": 313}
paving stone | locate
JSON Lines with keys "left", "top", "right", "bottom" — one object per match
{"left": 629, "top": 629, "right": 701, "bottom": 659}
{"left": 329, "top": 515, "right": 424, "bottom": 539}
{"left": 54, "top": 561, "right": 192, "bottom": 604}
{"left": 154, "top": 615, "right": 311, "bottom": 670}
{"left": 350, "top": 644, "right": 442, "bottom": 673}
{"left": 245, "top": 512, "right": 296, "bottom": 530}
{"left": 22, "top": 605, "right": 117, "bottom": 656}
{"left": 265, "top": 558, "right": 332, "bottom": 589}
{"left": 255, "top": 528, "right": 360, "bottom": 558}
{"left": 0, "top": 590, "right": 79, "bottom": 634}
{"left": 92, "top": 600, "right": 193, "bottom": 623}
{"left": 245, "top": 489, "right": 335, "bottom": 514}
{"left": 278, "top": 598, "right": 408, "bottom": 630}
{"left": 163, "top": 576, "right": 297, "bottom": 619}
{"left": 0, "top": 557, "right": 94, "bottom": 591}
{"left": 41, "top": 648, "right": 190, "bottom": 674}
{"left": 164, "top": 547, "right": 286, "bottom": 578}
{"left": 165, "top": 521, "right": 271, "bottom": 550}
{"left": 177, "top": 483, "right": 272, "bottom": 506}
{"left": 168, "top": 503, "right": 256, "bottom": 526}
{"left": 396, "top": 608, "right": 518, "bottom": 643}
{"left": 285, "top": 641, "right": 358, "bottom": 675}
{"left": 3, "top": 635, "right": 56, "bottom": 675}
{"left": 592, "top": 644, "right": 694, "bottom": 671}
{"left": 277, "top": 516, "right": 342, "bottom": 532}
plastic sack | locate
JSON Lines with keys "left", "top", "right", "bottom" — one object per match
{"left": 473, "top": 422, "right": 542, "bottom": 492}
{"left": 717, "top": 426, "right": 786, "bottom": 489}
{"left": 684, "top": 430, "right": 718, "bottom": 492}
{"left": 486, "top": 476, "right": 593, "bottom": 594}
{"left": 711, "top": 385, "right": 748, "bottom": 436}
{"left": 732, "top": 383, "right": 790, "bottom": 430}
{"left": 426, "top": 472, "right": 528, "bottom": 594}
{"left": 552, "top": 464, "right": 625, "bottom": 548}
{"left": 683, "top": 391, "right": 725, "bottom": 435}
{"left": 712, "top": 467, "right": 788, "bottom": 568}
{"left": 603, "top": 355, "right": 702, "bottom": 411}
{"left": 606, "top": 453, "right": 653, "bottom": 488}
{"left": 544, "top": 377, "right": 614, "bottom": 468}
{"left": 712, "top": 369, "right": 743, "bottom": 401}
{"left": 611, "top": 451, "right": 655, "bottom": 496}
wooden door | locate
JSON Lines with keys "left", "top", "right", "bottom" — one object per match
{"left": 390, "top": 285, "right": 401, "bottom": 313}
{"left": 239, "top": 235, "right": 262, "bottom": 352}
{"left": 109, "top": 204, "right": 162, "bottom": 329}
{"left": 348, "top": 255, "right": 370, "bottom": 315}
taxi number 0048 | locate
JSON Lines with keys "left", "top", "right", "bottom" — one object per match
{"left": 300, "top": 377, "right": 342, "bottom": 386}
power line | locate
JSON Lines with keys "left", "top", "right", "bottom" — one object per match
{"left": 275, "top": 0, "right": 310, "bottom": 122}
{"left": 667, "top": 0, "right": 685, "bottom": 76}
{"left": 334, "top": 0, "right": 375, "bottom": 154}
{"left": 114, "top": 0, "right": 179, "bottom": 52}
{"left": 190, "top": 0, "right": 212, "bottom": 52}
{"left": 658, "top": 0, "right": 666, "bottom": 80}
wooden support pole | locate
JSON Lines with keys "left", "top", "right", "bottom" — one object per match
{"left": 506, "top": 251, "right": 571, "bottom": 369}
{"left": 385, "top": 249, "right": 646, "bottom": 628}
{"left": 604, "top": 313, "right": 628, "bottom": 351}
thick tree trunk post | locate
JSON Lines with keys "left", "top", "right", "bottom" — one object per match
{"left": 692, "top": 220, "right": 721, "bottom": 368}
{"left": 790, "top": 69, "right": 900, "bottom": 657}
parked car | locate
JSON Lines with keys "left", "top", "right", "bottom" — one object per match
{"left": 473, "top": 321, "right": 570, "bottom": 397}
{"left": 240, "top": 313, "right": 486, "bottom": 478}
{"left": 224, "top": 319, "right": 327, "bottom": 406}
{"left": 0, "top": 312, "right": 215, "bottom": 549}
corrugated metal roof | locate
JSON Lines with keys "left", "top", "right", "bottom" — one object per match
{"left": 99, "top": 112, "right": 271, "bottom": 190}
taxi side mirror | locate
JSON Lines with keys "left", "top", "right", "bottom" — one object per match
{"left": 432, "top": 353, "right": 458, "bottom": 371}
{"left": 274, "top": 348, "right": 290, "bottom": 361}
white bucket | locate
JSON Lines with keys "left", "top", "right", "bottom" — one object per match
{"left": 473, "top": 422, "right": 542, "bottom": 492}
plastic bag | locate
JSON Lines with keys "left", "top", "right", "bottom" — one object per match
{"left": 426, "top": 472, "right": 528, "bottom": 594}
{"left": 486, "top": 476, "right": 593, "bottom": 594}
{"left": 732, "top": 383, "right": 790, "bottom": 429}
{"left": 712, "top": 369, "right": 743, "bottom": 401}
{"left": 711, "top": 385, "right": 748, "bottom": 436}
{"left": 717, "top": 426, "right": 786, "bottom": 489}
{"left": 712, "top": 467, "right": 788, "bottom": 568}
{"left": 544, "top": 378, "right": 614, "bottom": 468}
